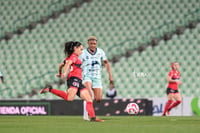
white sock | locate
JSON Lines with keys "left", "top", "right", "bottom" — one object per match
{"left": 83, "top": 100, "right": 88, "bottom": 119}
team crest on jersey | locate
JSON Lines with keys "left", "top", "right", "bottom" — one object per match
{"left": 98, "top": 53, "right": 101, "bottom": 58}
{"left": 72, "top": 81, "right": 79, "bottom": 88}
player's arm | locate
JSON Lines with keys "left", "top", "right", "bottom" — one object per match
{"left": 56, "top": 62, "right": 65, "bottom": 77}
{"left": 167, "top": 76, "right": 182, "bottom": 85}
{"left": 104, "top": 59, "right": 113, "bottom": 83}
{"left": 61, "top": 60, "right": 73, "bottom": 79}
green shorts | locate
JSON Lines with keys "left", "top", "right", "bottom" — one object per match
{"left": 82, "top": 76, "right": 103, "bottom": 89}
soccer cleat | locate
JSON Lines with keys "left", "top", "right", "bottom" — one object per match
{"left": 95, "top": 118, "right": 104, "bottom": 122}
{"left": 40, "top": 88, "right": 49, "bottom": 94}
{"left": 40, "top": 84, "right": 52, "bottom": 94}
{"left": 83, "top": 116, "right": 90, "bottom": 121}
{"left": 90, "top": 117, "right": 104, "bottom": 122}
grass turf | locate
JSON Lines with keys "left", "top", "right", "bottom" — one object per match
{"left": 0, "top": 116, "right": 200, "bottom": 133}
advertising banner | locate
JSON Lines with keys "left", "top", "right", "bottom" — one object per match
{"left": 151, "top": 97, "right": 195, "bottom": 116}
{"left": 0, "top": 101, "right": 50, "bottom": 115}
{"left": 0, "top": 99, "right": 152, "bottom": 116}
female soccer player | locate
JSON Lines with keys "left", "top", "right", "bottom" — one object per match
{"left": 80, "top": 36, "right": 113, "bottom": 120}
{"left": 40, "top": 41, "right": 103, "bottom": 122}
{"left": 162, "top": 62, "right": 182, "bottom": 116}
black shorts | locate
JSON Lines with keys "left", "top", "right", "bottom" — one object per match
{"left": 166, "top": 88, "right": 179, "bottom": 95}
{"left": 67, "top": 76, "right": 86, "bottom": 97}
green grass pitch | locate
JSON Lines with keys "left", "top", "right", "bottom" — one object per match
{"left": 0, "top": 116, "right": 200, "bottom": 133}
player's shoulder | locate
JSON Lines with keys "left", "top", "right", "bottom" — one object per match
{"left": 83, "top": 48, "right": 90, "bottom": 54}
{"left": 81, "top": 48, "right": 86, "bottom": 54}
{"left": 97, "top": 47, "right": 104, "bottom": 51}
{"left": 83, "top": 48, "right": 87, "bottom": 52}
{"left": 68, "top": 53, "right": 78, "bottom": 61}
{"left": 70, "top": 53, "right": 77, "bottom": 58}
{"left": 97, "top": 48, "right": 105, "bottom": 53}
{"left": 169, "top": 69, "right": 175, "bottom": 73}
{"left": 168, "top": 69, "right": 174, "bottom": 75}
{"left": 80, "top": 49, "right": 87, "bottom": 56}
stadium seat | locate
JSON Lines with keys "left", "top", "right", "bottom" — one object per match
{"left": 1, "top": 0, "right": 200, "bottom": 99}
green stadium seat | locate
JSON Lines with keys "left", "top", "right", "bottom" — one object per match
{"left": 1, "top": 0, "right": 200, "bottom": 99}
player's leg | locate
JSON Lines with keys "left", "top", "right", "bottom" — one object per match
{"left": 82, "top": 77, "right": 93, "bottom": 120}
{"left": 93, "top": 88, "right": 103, "bottom": 102}
{"left": 40, "top": 85, "right": 77, "bottom": 101}
{"left": 162, "top": 88, "right": 174, "bottom": 116}
{"left": 84, "top": 81, "right": 93, "bottom": 97}
{"left": 92, "top": 78, "right": 103, "bottom": 102}
{"left": 80, "top": 88, "right": 104, "bottom": 122}
{"left": 168, "top": 92, "right": 181, "bottom": 111}
{"left": 65, "top": 87, "right": 78, "bottom": 101}
{"left": 163, "top": 94, "right": 174, "bottom": 116}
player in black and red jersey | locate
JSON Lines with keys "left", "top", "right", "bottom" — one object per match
{"left": 40, "top": 41, "right": 103, "bottom": 122}
{"left": 162, "top": 62, "right": 182, "bottom": 116}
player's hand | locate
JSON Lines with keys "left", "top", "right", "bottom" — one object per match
{"left": 177, "top": 80, "right": 182, "bottom": 85}
{"left": 109, "top": 77, "right": 114, "bottom": 83}
{"left": 60, "top": 74, "right": 66, "bottom": 79}
{"left": 56, "top": 73, "right": 62, "bottom": 78}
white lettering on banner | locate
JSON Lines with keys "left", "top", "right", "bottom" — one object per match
{"left": 153, "top": 104, "right": 163, "bottom": 114}
{"left": 21, "top": 106, "right": 47, "bottom": 115}
{"left": 0, "top": 106, "right": 47, "bottom": 115}
{"left": 0, "top": 106, "right": 20, "bottom": 114}
{"left": 150, "top": 97, "right": 189, "bottom": 116}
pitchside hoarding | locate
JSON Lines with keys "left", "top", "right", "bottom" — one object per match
{"left": 46, "top": 98, "right": 152, "bottom": 116}
{"left": 151, "top": 97, "right": 194, "bottom": 116}
{"left": 0, "top": 101, "right": 50, "bottom": 115}
{"left": 0, "top": 97, "right": 198, "bottom": 116}
{"left": 0, "top": 99, "right": 152, "bottom": 116}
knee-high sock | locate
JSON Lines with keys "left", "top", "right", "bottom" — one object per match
{"left": 86, "top": 101, "right": 95, "bottom": 119}
{"left": 83, "top": 101, "right": 88, "bottom": 118}
{"left": 50, "top": 89, "right": 68, "bottom": 101}
{"left": 168, "top": 100, "right": 181, "bottom": 110}
{"left": 163, "top": 100, "right": 173, "bottom": 115}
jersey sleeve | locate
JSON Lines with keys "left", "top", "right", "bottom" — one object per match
{"left": 100, "top": 49, "right": 107, "bottom": 61}
{"left": 168, "top": 70, "right": 173, "bottom": 77}
{"left": 67, "top": 55, "right": 77, "bottom": 64}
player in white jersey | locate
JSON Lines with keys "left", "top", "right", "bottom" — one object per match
{"left": 80, "top": 36, "right": 113, "bottom": 120}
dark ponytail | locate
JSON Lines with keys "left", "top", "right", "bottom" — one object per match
{"left": 64, "top": 41, "right": 82, "bottom": 57}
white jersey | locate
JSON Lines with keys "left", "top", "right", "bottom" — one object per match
{"left": 79, "top": 48, "right": 107, "bottom": 79}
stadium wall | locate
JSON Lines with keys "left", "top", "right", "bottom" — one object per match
{"left": 151, "top": 97, "right": 198, "bottom": 116}
{"left": 0, "top": 99, "right": 152, "bottom": 116}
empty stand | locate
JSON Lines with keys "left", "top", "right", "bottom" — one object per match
{"left": 0, "top": 0, "right": 200, "bottom": 99}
